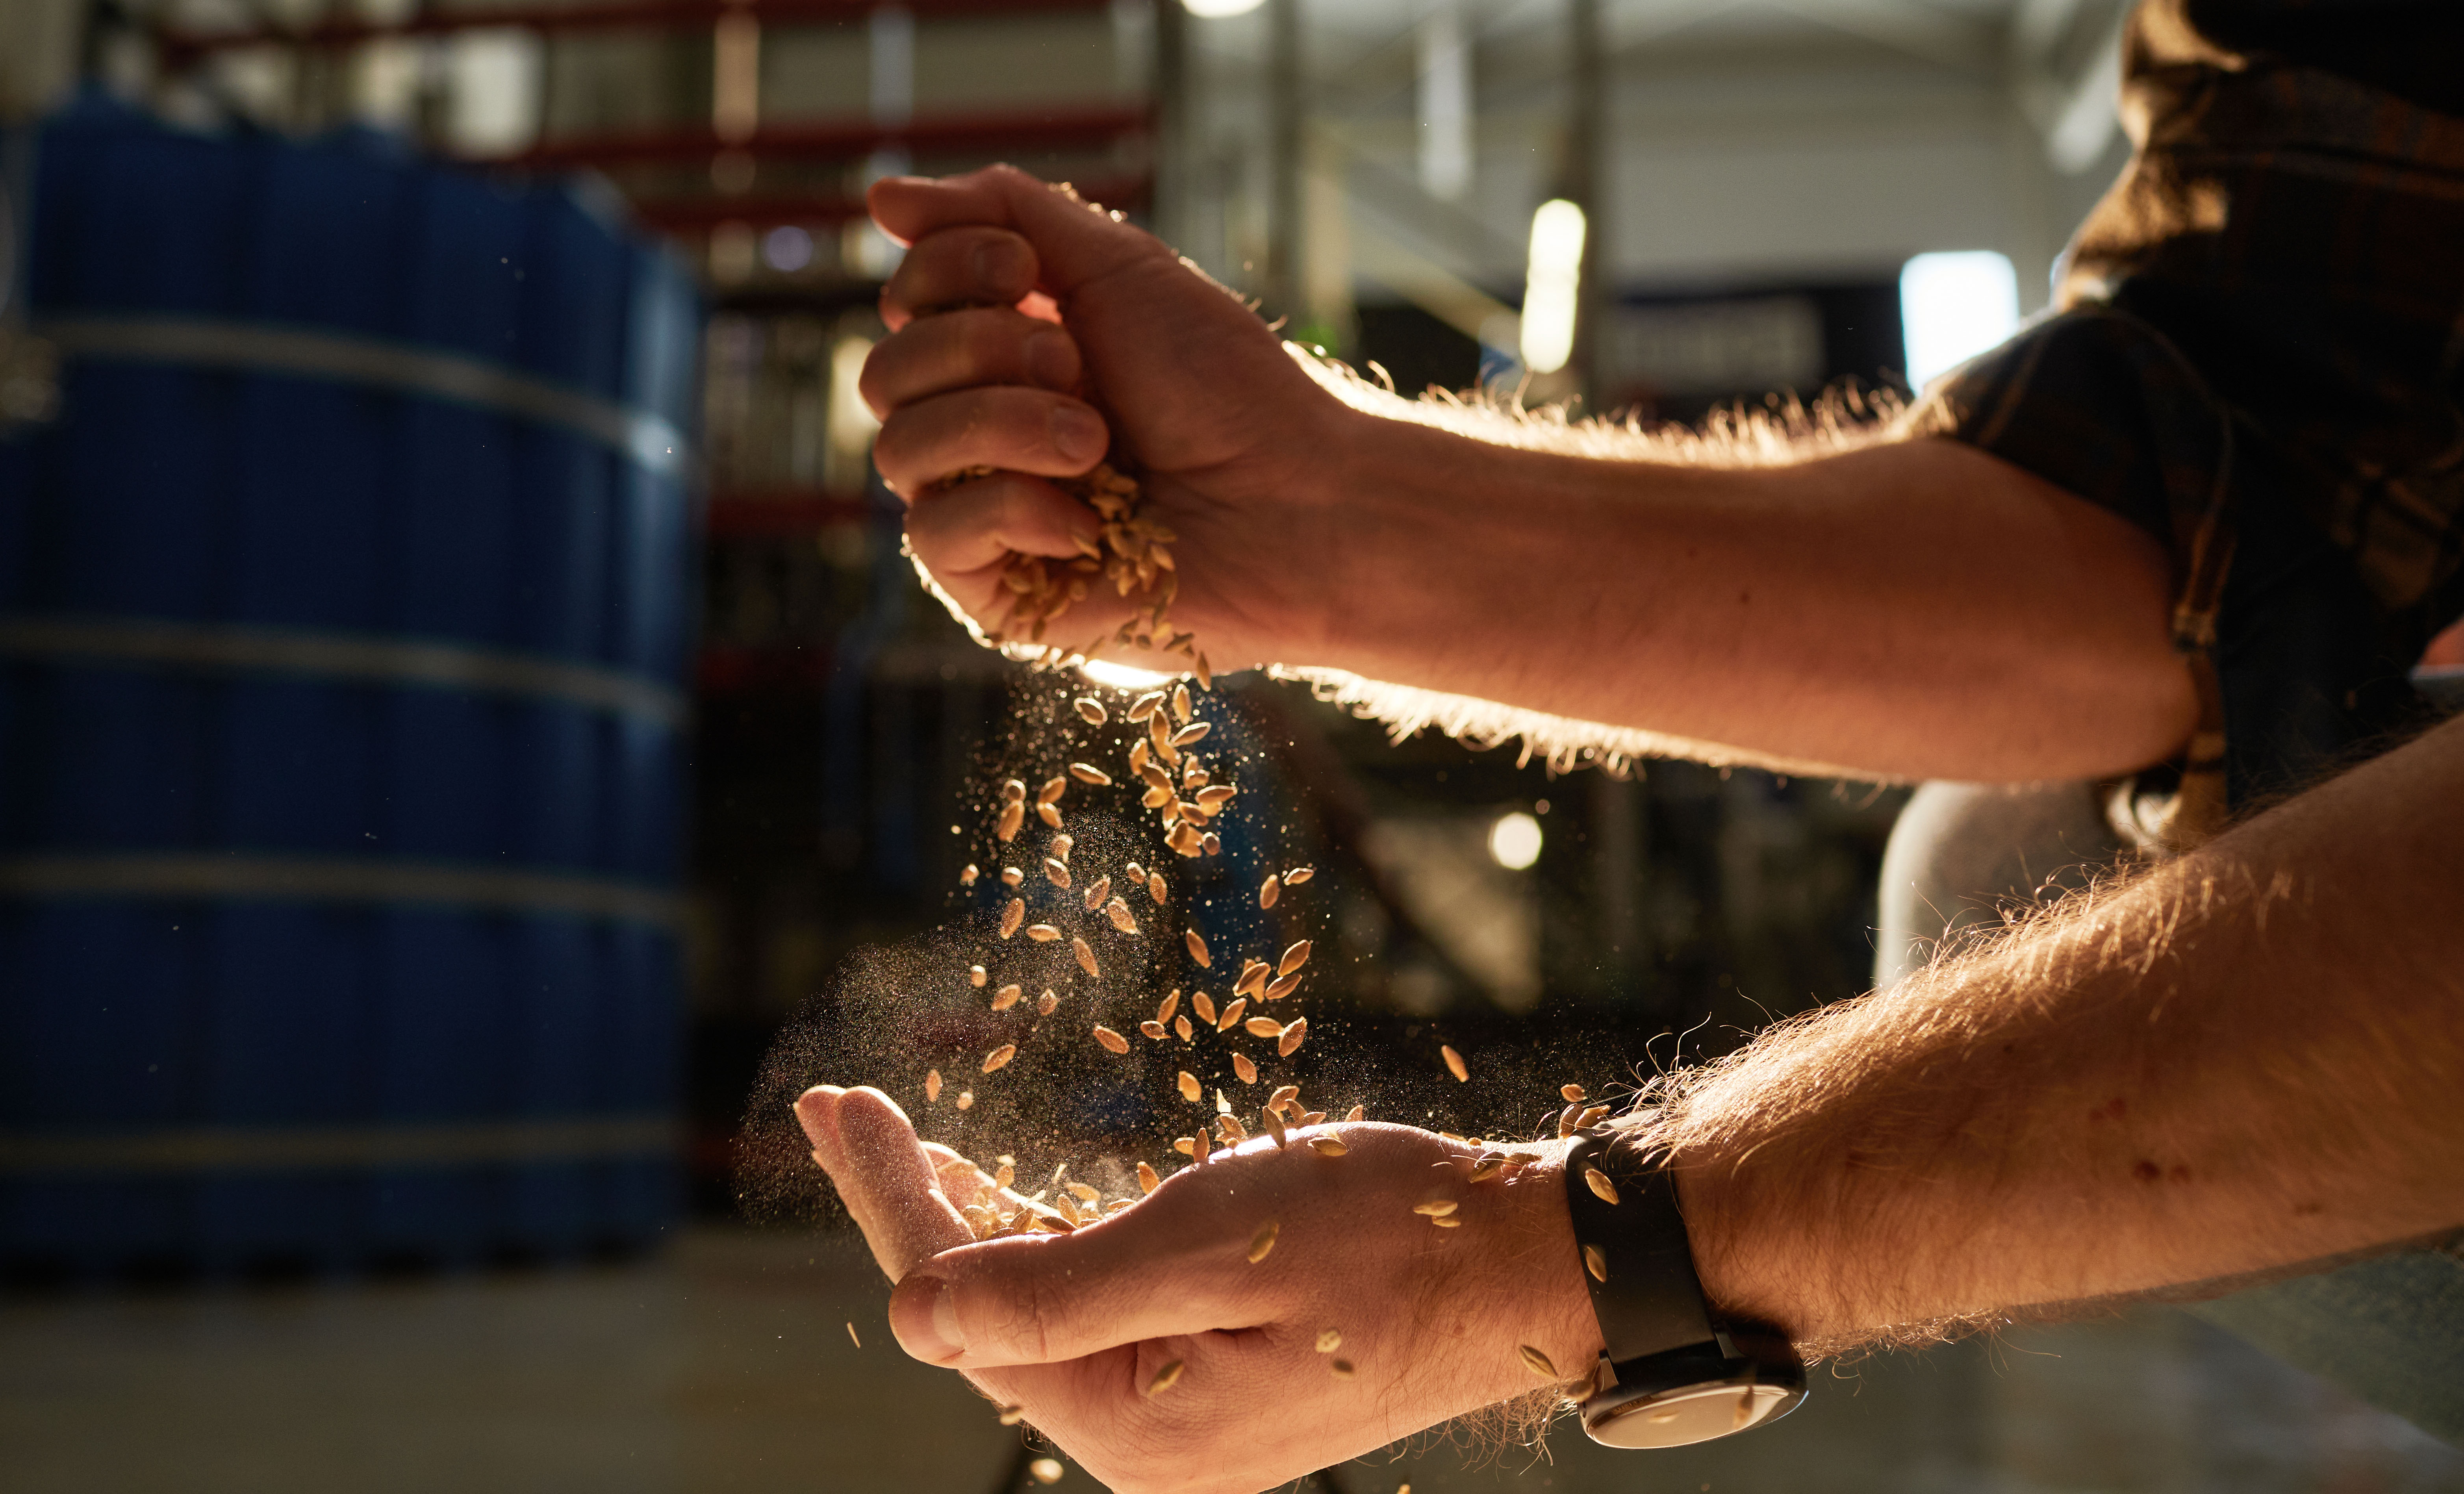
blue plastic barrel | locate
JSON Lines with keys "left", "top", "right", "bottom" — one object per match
{"left": 0, "top": 96, "right": 701, "bottom": 1275}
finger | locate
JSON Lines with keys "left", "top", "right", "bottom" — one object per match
{"left": 905, "top": 473, "right": 1103, "bottom": 583}
{"left": 872, "top": 386, "right": 1109, "bottom": 495}
{"left": 878, "top": 225, "right": 1038, "bottom": 332}
{"left": 869, "top": 165, "right": 1171, "bottom": 300}
{"left": 884, "top": 1184, "right": 1263, "bottom": 1369}
{"left": 921, "top": 1142, "right": 997, "bottom": 1213}
{"left": 799, "top": 1086, "right": 973, "bottom": 1283}
{"left": 860, "top": 308, "right": 1081, "bottom": 418}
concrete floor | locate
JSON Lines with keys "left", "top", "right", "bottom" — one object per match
{"left": 4, "top": 1226, "right": 2459, "bottom": 1494}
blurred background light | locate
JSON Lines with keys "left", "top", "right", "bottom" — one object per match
{"left": 1520, "top": 198, "right": 1585, "bottom": 375}
{"left": 760, "top": 225, "right": 814, "bottom": 273}
{"left": 1487, "top": 810, "right": 1542, "bottom": 870}
{"left": 1182, "top": 0, "right": 1267, "bottom": 16}
{"left": 1899, "top": 250, "right": 2021, "bottom": 390}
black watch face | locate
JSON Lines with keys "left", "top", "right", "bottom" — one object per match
{"left": 1586, "top": 1379, "right": 1804, "bottom": 1449}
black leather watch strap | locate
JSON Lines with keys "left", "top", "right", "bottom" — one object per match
{"left": 1561, "top": 1130, "right": 1724, "bottom": 1362}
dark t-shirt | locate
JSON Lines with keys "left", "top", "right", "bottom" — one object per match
{"left": 1916, "top": 0, "right": 2464, "bottom": 804}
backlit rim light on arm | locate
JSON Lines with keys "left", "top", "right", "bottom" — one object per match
{"left": 1520, "top": 199, "right": 1586, "bottom": 376}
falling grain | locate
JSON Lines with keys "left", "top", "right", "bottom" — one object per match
{"left": 1583, "top": 1244, "right": 1608, "bottom": 1282}
{"left": 1231, "top": 1051, "right": 1257, "bottom": 1084}
{"left": 1344, "top": 1104, "right": 1365, "bottom": 1123}
{"left": 1431, "top": 1216, "right": 1461, "bottom": 1229}
{"left": 1156, "top": 990, "right": 1180, "bottom": 1025}
{"left": 982, "top": 1044, "right": 1017, "bottom": 1075}
{"left": 1001, "top": 866, "right": 1024, "bottom": 887}
{"left": 960, "top": 864, "right": 979, "bottom": 886}
{"left": 1189, "top": 991, "right": 1216, "bottom": 1024}
{"left": 1140, "top": 1020, "right": 1167, "bottom": 1040}
{"left": 1036, "top": 989, "right": 1059, "bottom": 1015}
{"left": 1259, "top": 874, "right": 1280, "bottom": 910}
{"left": 1263, "top": 973, "right": 1302, "bottom": 1002}
{"left": 1234, "top": 961, "right": 1268, "bottom": 999}
{"left": 969, "top": 965, "right": 987, "bottom": 987}
{"left": 1082, "top": 875, "right": 1111, "bottom": 910}
{"left": 1029, "top": 1457, "right": 1064, "bottom": 1485}
{"left": 955, "top": 1090, "right": 973, "bottom": 1109}
{"left": 1036, "top": 777, "right": 1067, "bottom": 806}
{"left": 1094, "top": 1025, "right": 1130, "bottom": 1054}
{"left": 999, "top": 899, "right": 1025, "bottom": 939}
{"left": 992, "top": 984, "right": 1022, "bottom": 1012}
{"left": 1147, "top": 871, "right": 1168, "bottom": 904}
{"left": 1277, "top": 1018, "right": 1307, "bottom": 1057}
{"left": 1168, "top": 721, "right": 1211, "bottom": 747}
{"left": 1467, "top": 1157, "right": 1504, "bottom": 1184}
{"left": 1247, "top": 1219, "right": 1279, "bottom": 1263}
{"left": 1190, "top": 1127, "right": 1209, "bottom": 1162}
{"left": 1146, "top": 1360, "right": 1185, "bottom": 1397}
{"left": 1127, "top": 690, "right": 1164, "bottom": 723}
{"left": 1044, "top": 857, "right": 1072, "bottom": 889}
{"left": 1177, "top": 1071, "right": 1201, "bottom": 1103}
{"left": 1574, "top": 1104, "right": 1611, "bottom": 1131}
{"left": 996, "top": 801, "right": 1024, "bottom": 842}
{"left": 1264, "top": 1108, "right": 1288, "bottom": 1148}
{"left": 1283, "top": 866, "right": 1314, "bottom": 885}
{"left": 1137, "top": 1160, "right": 1160, "bottom": 1194}
{"left": 1183, "top": 927, "right": 1211, "bottom": 968}
{"left": 1244, "top": 1016, "right": 1283, "bottom": 1038}
{"left": 1214, "top": 996, "right": 1245, "bottom": 1032}
{"left": 1026, "top": 923, "right": 1061, "bottom": 942}
{"left": 847, "top": 1321, "right": 861, "bottom": 1347}
{"left": 1583, "top": 1167, "right": 1621, "bottom": 1205}
{"left": 1266, "top": 1084, "right": 1299, "bottom": 1111}
{"left": 1560, "top": 1084, "right": 1586, "bottom": 1103}
{"left": 1068, "top": 763, "right": 1111, "bottom": 787}
{"left": 1174, "top": 1014, "right": 1193, "bottom": 1042}
{"left": 1277, "top": 940, "right": 1312, "bottom": 976}
{"left": 925, "top": 1069, "right": 942, "bottom": 1103}
{"left": 1072, "top": 936, "right": 1099, "bottom": 978}
{"left": 1519, "top": 1345, "right": 1559, "bottom": 1380}
{"left": 1195, "top": 784, "right": 1237, "bottom": 811}
{"left": 1200, "top": 831, "right": 1221, "bottom": 856}
{"left": 1073, "top": 697, "right": 1107, "bottom": 725}
{"left": 1441, "top": 1045, "right": 1470, "bottom": 1082}
{"left": 1307, "top": 1135, "right": 1348, "bottom": 1157}
{"left": 1002, "top": 779, "right": 1027, "bottom": 802}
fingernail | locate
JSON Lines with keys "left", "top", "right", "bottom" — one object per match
{"left": 973, "top": 238, "right": 1028, "bottom": 294}
{"left": 1025, "top": 328, "right": 1077, "bottom": 390}
{"left": 891, "top": 1275, "right": 968, "bottom": 1363}
{"left": 1050, "top": 404, "right": 1106, "bottom": 464}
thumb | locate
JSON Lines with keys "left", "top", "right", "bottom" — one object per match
{"left": 868, "top": 164, "right": 1170, "bottom": 298}
{"left": 884, "top": 1186, "right": 1270, "bottom": 1370}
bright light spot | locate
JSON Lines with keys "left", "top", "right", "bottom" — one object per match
{"left": 1520, "top": 199, "right": 1585, "bottom": 375}
{"left": 1079, "top": 659, "right": 1175, "bottom": 691}
{"left": 1183, "top": 0, "right": 1265, "bottom": 15}
{"left": 762, "top": 225, "right": 814, "bottom": 272}
{"left": 1488, "top": 811, "right": 1543, "bottom": 870}
{"left": 1899, "top": 251, "right": 2019, "bottom": 390}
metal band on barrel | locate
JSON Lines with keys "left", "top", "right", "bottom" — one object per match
{"left": 0, "top": 854, "right": 683, "bottom": 928}
{"left": 0, "top": 1115, "right": 679, "bottom": 1174}
{"left": 34, "top": 314, "right": 689, "bottom": 478}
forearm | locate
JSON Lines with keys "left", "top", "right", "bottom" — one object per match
{"left": 1658, "top": 715, "right": 2464, "bottom": 1353}
{"left": 1303, "top": 409, "right": 2195, "bottom": 782}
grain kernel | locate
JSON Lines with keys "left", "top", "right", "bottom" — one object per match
{"left": 1094, "top": 1025, "right": 1129, "bottom": 1054}
{"left": 1231, "top": 1051, "right": 1258, "bottom": 1084}
{"left": 1073, "top": 697, "right": 1107, "bottom": 725}
{"left": 1036, "top": 776, "right": 1067, "bottom": 806}
{"left": 1072, "top": 936, "right": 1099, "bottom": 978}
{"left": 1001, "top": 779, "right": 1026, "bottom": 802}
{"left": 1105, "top": 897, "right": 1138, "bottom": 933}
{"left": 955, "top": 1090, "right": 973, "bottom": 1109}
{"left": 960, "top": 864, "right": 979, "bottom": 886}
{"left": 1190, "top": 991, "right": 1216, "bottom": 1024}
{"left": 1234, "top": 961, "right": 1268, "bottom": 999}
{"left": 1026, "top": 924, "right": 1061, "bottom": 942}
{"left": 1127, "top": 691, "right": 1165, "bottom": 723}
{"left": 996, "top": 802, "right": 1024, "bottom": 842}
{"left": 1137, "top": 1160, "right": 1160, "bottom": 1194}
{"left": 1277, "top": 1018, "right": 1307, "bottom": 1057}
{"left": 1146, "top": 1360, "right": 1185, "bottom": 1397}
{"left": 1584, "top": 1244, "right": 1608, "bottom": 1282}
{"left": 1174, "top": 1014, "right": 1193, "bottom": 1042}
{"left": 1467, "top": 1157, "right": 1505, "bottom": 1184}
{"left": 1263, "top": 973, "right": 1302, "bottom": 1001}
{"left": 1216, "top": 996, "right": 1246, "bottom": 1031}
{"left": 1044, "top": 857, "right": 1072, "bottom": 889}
{"left": 1168, "top": 721, "right": 1211, "bottom": 747}
{"left": 1431, "top": 1216, "right": 1461, "bottom": 1228}
{"left": 1177, "top": 1071, "right": 1201, "bottom": 1103}
{"left": 1344, "top": 1104, "right": 1365, "bottom": 1123}
{"left": 925, "top": 1069, "right": 942, "bottom": 1103}
{"left": 1283, "top": 866, "right": 1314, "bottom": 885}
{"left": 1051, "top": 834, "right": 1073, "bottom": 864}
{"left": 1411, "top": 1200, "right": 1459, "bottom": 1217}
{"left": 1246, "top": 1220, "right": 1279, "bottom": 1263}
{"left": 996, "top": 1404, "right": 1026, "bottom": 1426}
{"left": 1519, "top": 1345, "right": 1559, "bottom": 1379}
{"left": 1036, "top": 989, "right": 1059, "bottom": 1016}
{"left": 1082, "top": 875, "right": 1111, "bottom": 910}
{"left": 1307, "top": 1135, "right": 1348, "bottom": 1157}
{"left": 1266, "top": 1084, "right": 1300, "bottom": 1111}
{"left": 1147, "top": 871, "right": 1168, "bottom": 904}
{"left": 1029, "top": 1458, "right": 1063, "bottom": 1485}
{"left": 999, "top": 899, "right": 1025, "bottom": 939}
{"left": 1244, "top": 1016, "right": 1283, "bottom": 1038}
{"left": 1036, "top": 802, "right": 1063, "bottom": 829}
{"left": 1574, "top": 1104, "right": 1611, "bottom": 1130}
{"left": 1258, "top": 874, "right": 1280, "bottom": 909}
{"left": 1001, "top": 866, "right": 1024, "bottom": 887}
{"left": 992, "top": 984, "right": 1022, "bottom": 1011}
{"left": 1172, "top": 1136, "right": 1194, "bottom": 1155}
{"left": 1441, "top": 1045, "right": 1470, "bottom": 1082}
{"left": 1277, "top": 940, "right": 1312, "bottom": 976}
{"left": 1156, "top": 990, "right": 1180, "bottom": 1025}
{"left": 969, "top": 965, "right": 987, "bottom": 987}
{"left": 1139, "top": 1020, "right": 1167, "bottom": 1040}
{"left": 1560, "top": 1084, "right": 1586, "bottom": 1103}
{"left": 1183, "top": 927, "right": 1211, "bottom": 967}
{"left": 1264, "top": 1108, "right": 1288, "bottom": 1148}
{"left": 982, "top": 1044, "right": 1017, "bottom": 1075}
{"left": 1583, "top": 1167, "right": 1621, "bottom": 1205}
{"left": 1170, "top": 682, "right": 1192, "bottom": 723}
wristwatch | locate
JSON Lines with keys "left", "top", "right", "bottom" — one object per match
{"left": 1560, "top": 1129, "right": 1806, "bottom": 1448}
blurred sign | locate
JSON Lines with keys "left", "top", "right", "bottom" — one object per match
{"left": 1604, "top": 294, "right": 1824, "bottom": 398}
